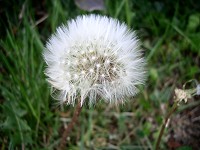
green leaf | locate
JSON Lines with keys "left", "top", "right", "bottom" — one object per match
{"left": 187, "top": 14, "right": 200, "bottom": 31}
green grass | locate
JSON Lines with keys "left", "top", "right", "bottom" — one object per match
{"left": 0, "top": 0, "right": 200, "bottom": 149}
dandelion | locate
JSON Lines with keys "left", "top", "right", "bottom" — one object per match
{"left": 43, "top": 14, "right": 146, "bottom": 106}
{"left": 174, "top": 88, "right": 191, "bottom": 104}
{"left": 156, "top": 82, "right": 199, "bottom": 150}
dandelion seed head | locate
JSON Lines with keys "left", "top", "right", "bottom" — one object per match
{"left": 43, "top": 14, "right": 146, "bottom": 106}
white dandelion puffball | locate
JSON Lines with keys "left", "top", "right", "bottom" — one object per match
{"left": 43, "top": 14, "right": 146, "bottom": 106}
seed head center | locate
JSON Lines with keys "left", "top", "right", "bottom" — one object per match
{"left": 65, "top": 43, "right": 123, "bottom": 85}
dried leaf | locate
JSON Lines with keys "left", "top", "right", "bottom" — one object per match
{"left": 75, "top": 0, "right": 105, "bottom": 11}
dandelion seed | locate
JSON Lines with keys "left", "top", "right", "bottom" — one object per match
{"left": 43, "top": 14, "right": 146, "bottom": 106}
{"left": 101, "top": 74, "right": 105, "bottom": 77}
{"left": 82, "top": 58, "right": 87, "bottom": 63}
{"left": 89, "top": 49, "right": 94, "bottom": 53}
{"left": 112, "top": 67, "right": 117, "bottom": 71}
{"left": 81, "top": 70, "right": 85, "bottom": 75}
{"left": 105, "top": 59, "right": 110, "bottom": 64}
{"left": 96, "top": 64, "right": 101, "bottom": 68}
{"left": 74, "top": 74, "right": 79, "bottom": 79}
{"left": 89, "top": 68, "right": 94, "bottom": 73}
{"left": 67, "top": 61, "right": 71, "bottom": 65}
{"left": 91, "top": 56, "right": 96, "bottom": 60}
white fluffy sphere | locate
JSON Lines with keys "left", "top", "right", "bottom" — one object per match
{"left": 43, "top": 14, "right": 146, "bottom": 106}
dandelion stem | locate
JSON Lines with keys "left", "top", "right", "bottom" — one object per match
{"left": 155, "top": 102, "right": 178, "bottom": 150}
{"left": 59, "top": 102, "right": 82, "bottom": 150}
